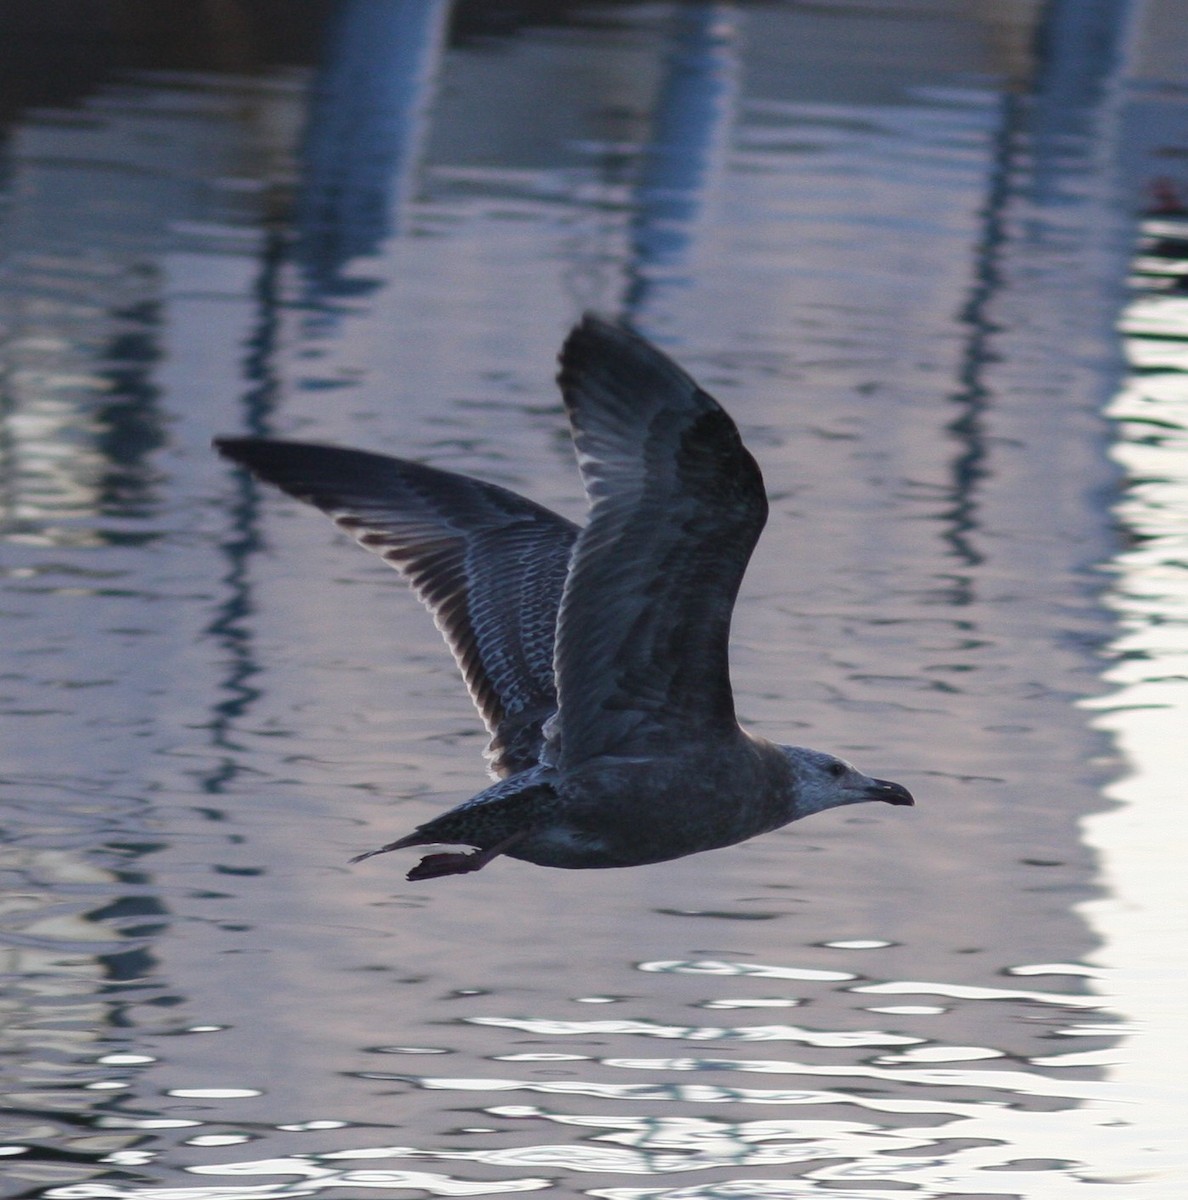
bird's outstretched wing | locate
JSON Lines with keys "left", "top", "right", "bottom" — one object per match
{"left": 213, "top": 438, "right": 577, "bottom": 776}
{"left": 551, "top": 316, "right": 768, "bottom": 768}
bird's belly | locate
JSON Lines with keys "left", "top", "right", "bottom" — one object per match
{"left": 506, "top": 759, "right": 781, "bottom": 869}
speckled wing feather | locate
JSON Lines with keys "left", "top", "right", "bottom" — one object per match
{"left": 551, "top": 316, "right": 769, "bottom": 768}
{"left": 213, "top": 438, "right": 577, "bottom": 776}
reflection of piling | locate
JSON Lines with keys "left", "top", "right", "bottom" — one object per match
{"left": 203, "top": 224, "right": 288, "bottom": 781}
{"left": 941, "top": 91, "right": 1018, "bottom": 584}
{"left": 295, "top": 0, "right": 451, "bottom": 297}
{"left": 626, "top": 5, "right": 740, "bottom": 318}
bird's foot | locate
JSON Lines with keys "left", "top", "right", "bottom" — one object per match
{"left": 406, "top": 832, "right": 525, "bottom": 881}
{"left": 407, "top": 849, "right": 489, "bottom": 880}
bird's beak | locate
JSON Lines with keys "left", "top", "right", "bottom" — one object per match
{"left": 868, "top": 778, "right": 914, "bottom": 807}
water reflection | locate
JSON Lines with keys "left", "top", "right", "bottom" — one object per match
{"left": 296, "top": 0, "right": 449, "bottom": 295}
{"left": 0, "top": 0, "right": 1182, "bottom": 1196}
{"left": 0, "top": 21, "right": 308, "bottom": 1189}
{"left": 469, "top": 1016, "right": 923, "bottom": 1049}
{"left": 625, "top": 5, "right": 739, "bottom": 317}
{"left": 1080, "top": 141, "right": 1188, "bottom": 1192}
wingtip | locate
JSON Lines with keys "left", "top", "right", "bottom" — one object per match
{"left": 212, "top": 435, "right": 259, "bottom": 464}
{"left": 575, "top": 311, "right": 627, "bottom": 336}
{"left": 560, "top": 312, "right": 637, "bottom": 363}
{"left": 557, "top": 313, "right": 692, "bottom": 405}
{"left": 212, "top": 436, "right": 333, "bottom": 484}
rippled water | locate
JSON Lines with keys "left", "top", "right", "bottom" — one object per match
{"left": 2, "top": 2, "right": 1186, "bottom": 1197}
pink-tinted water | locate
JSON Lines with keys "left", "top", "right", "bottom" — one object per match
{"left": 2, "top": 3, "right": 1186, "bottom": 1197}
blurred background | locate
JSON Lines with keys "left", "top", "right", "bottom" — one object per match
{"left": 1, "top": 1, "right": 1186, "bottom": 1197}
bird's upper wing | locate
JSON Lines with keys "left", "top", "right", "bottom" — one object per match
{"left": 213, "top": 438, "right": 577, "bottom": 776}
{"left": 550, "top": 316, "right": 768, "bottom": 768}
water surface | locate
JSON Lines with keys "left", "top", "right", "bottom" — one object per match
{"left": 2, "top": 2, "right": 1186, "bottom": 1197}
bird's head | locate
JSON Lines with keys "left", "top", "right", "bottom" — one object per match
{"left": 779, "top": 745, "right": 914, "bottom": 820}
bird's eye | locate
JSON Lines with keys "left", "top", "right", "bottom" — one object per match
{"left": 828, "top": 761, "right": 847, "bottom": 779}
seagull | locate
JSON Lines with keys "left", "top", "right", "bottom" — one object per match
{"left": 214, "top": 316, "right": 913, "bottom": 881}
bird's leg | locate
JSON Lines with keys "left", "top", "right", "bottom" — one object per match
{"left": 406, "top": 832, "right": 526, "bottom": 882}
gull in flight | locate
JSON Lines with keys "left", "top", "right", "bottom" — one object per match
{"left": 215, "top": 316, "right": 913, "bottom": 881}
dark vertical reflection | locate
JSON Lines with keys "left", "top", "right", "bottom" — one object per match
{"left": 296, "top": 0, "right": 451, "bottom": 298}
{"left": 940, "top": 0, "right": 1131, "bottom": 597}
{"left": 206, "top": 1, "right": 455, "bottom": 790}
{"left": 941, "top": 92, "right": 1018, "bottom": 586}
{"left": 204, "top": 224, "right": 288, "bottom": 798}
{"left": 0, "top": 11, "right": 334, "bottom": 1168}
{"left": 625, "top": 3, "right": 739, "bottom": 321}
{"left": 1029, "top": 0, "right": 1132, "bottom": 206}
{"left": 94, "top": 298, "right": 166, "bottom": 520}
{"left": 206, "top": 2, "right": 455, "bottom": 796}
